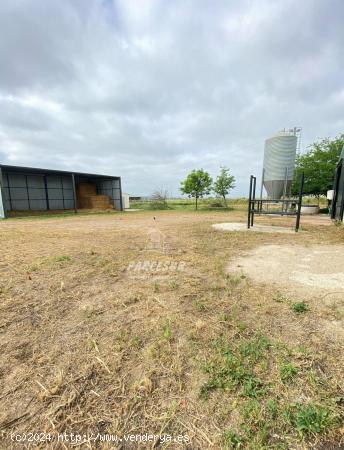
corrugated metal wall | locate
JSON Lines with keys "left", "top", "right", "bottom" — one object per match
{"left": 1, "top": 170, "right": 122, "bottom": 212}
{"left": 3, "top": 173, "right": 75, "bottom": 211}
{"left": 96, "top": 178, "right": 122, "bottom": 210}
{"left": 76, "top": 176, "right": 122, "bottom": 210}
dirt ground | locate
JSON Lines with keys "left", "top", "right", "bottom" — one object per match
{"left": 226, "top": 243, "right": 344, "bottom": 343}
{"left": 0, "top": 210, "right": 343, "bottom": 449}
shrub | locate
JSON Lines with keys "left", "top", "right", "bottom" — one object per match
{"left": 291, "top": 301, "right": 309, "bottom": 314}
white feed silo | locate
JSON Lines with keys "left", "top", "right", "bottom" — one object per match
{"left": 263, "top": 129, "right": 298, "bottom": 199}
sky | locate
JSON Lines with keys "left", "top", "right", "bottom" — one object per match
{"left": 0, "top": 0, "right": 343, "bottom": 196}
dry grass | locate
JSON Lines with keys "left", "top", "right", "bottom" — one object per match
{"left": 0, "top": 210, "right": 343, "bottom": 449}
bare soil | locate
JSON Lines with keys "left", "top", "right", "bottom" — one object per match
{"left": 226, "top": 243, "right": 344, "bottom": 344}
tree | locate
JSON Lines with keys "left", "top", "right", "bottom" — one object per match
{"left": 150, "top": 188, "right": 169, "bottom": 209}
{"left": 180, "top": 169, "right": 213, "bottom": 210}
{"left": 213, "top": 167, "right": 236, "bottom": 207}
{"left": 292, "top": 134, "right": 344, "bottom": 200}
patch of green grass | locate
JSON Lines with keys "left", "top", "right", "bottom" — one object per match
{"left": 294, "top": 404, "right": 339, "bottom": 435}
{"left": 219, "top": 311, "right": 230, "bottom": 322}
{"left": 200, "top": 334, "right": 271, "bottom": 400}
{"left": 224, "top": 430, "right": 245, "bottom": 449}
{"left": 237, "top": 322, "right": 247, "bottom": 333}
{"left": 238, "top": 335, "right": 271, "bottom": 362}
{"left": 89, "top": 339, "right": 99, "bottom": 352}
{"left": 131, "top": 335, "right": 142, "bottom": 348}
{"left": 195, "top": 301, "right": 207, "bottom": 311}
{"left": 266, "top": 398, "right": 278, "bottom": 420}
{"left": 130, "top": 197, "right": 240, "bottom": 211}
{"left": 162, "top": 319, "right": 173, "bottom": 342}
{"left": 280, "top": 363, "right": 299, "bottom": 383}
{"left": 201, "top": 327, "right": 341, "bottom": 447}
{"left": 45, "top": 255, "right": 72, "bottom": 266}
{"left": 53, "top": 255, "right": 71, "bottom": 263}
{"left": 226, "top": 274, "right": 243, "bottom": 287}
{"left": 291, "top": 301, "right": 309, "bottom": 314}
{"left": 241, "top": 376, "right": 266, "bottom": 398}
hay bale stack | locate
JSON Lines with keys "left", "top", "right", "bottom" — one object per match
{"left": 81, "top": 195, "right": 113, "bottom": 209}
{"left": 77, "top": 182, "right": 113, "bottom": 210}
{"left": 78, "top": 182, "right": 97, "bottom": 197}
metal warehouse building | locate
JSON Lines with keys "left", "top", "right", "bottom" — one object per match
{"left": 0, "top": 164, "right": 123, "bottom": 219}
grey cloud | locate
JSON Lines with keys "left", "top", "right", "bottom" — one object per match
{"left": 0, "top": 97, "right": 53, "bottom": 131}
{"left": 0, "top": 0, "right": 343, "bottom": 196}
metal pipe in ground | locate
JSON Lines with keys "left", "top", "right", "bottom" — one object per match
{"left": 247, "top": 175, "right": 253, "bottom": 229}
{"left": 295, "top": 172, "right": 304, "bottom": 232}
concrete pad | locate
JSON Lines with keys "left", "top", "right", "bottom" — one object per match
{"left": 212, "top": 222, "right": 295, "bottom": 234}
{"left": 227, "top": 244, "right": 344, "bottom": 294}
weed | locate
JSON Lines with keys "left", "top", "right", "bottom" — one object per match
{"left": 89, "top": 339, "right": 99, "bottom": 352}
{"left": 238, "top": 335, "right": 271, "bottom": 362}
{"left": 237, "top": 322, "right": 247, "bottom": 332}
{"left": 226, "top": 274, "right": 242, "bottom": 287}
{"left": 292, "top": 301, "right": 309, "bottom": 313}
{"left": 274, "top": 292, "right": 288, "bottom": 303}
{"left": 294, "top": 404, "right": 339, "bottom": 435}
{"left": 195, "top": 301, "right": 207, "bottom": 311}
{"left": 169, "top": 280, "right": 178, "bottom": 290}
{"left": 297, "top": 345, "right": 307, "bottom": 355}
{"left": 241, "top": 376, "right": 266, "bottom": 398}
{"left": 162, "top": 319, "right": 173, "bottom": 342}
{"left": 224, "top": 430, "right": 245, "bottom": 449}
{"left": 131, "top": 336, "right": 142, "bottom": 348}
{"left": 46, "top": 255, "right": 71, "bottom": 266}
{"left": 241, "top": 398, "right": 261, "bottom": 424}
{"left": 266, "top": 398, "right": 278, "bottom": 420}
{"left": 200, "top": 335, "right": 271, "bottom": 399}
{"left": 280, "top": 363, "right": 299, "bottom": 382}
{"left": 219, "top": 311, "right": 230, "bottom": 322}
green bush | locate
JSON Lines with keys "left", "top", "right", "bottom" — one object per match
{"left": 291, "top": 301, "right": 309, "bottom": 314}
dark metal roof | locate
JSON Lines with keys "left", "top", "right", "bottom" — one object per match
{"left": 0, "top": 164, "right": 120, "bottom": 179}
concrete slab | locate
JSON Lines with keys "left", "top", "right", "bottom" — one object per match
{"left": 212, "top": 222, "right": 295, "bottom": 234}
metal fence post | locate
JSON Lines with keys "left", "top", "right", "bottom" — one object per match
{"left": 251, "top": 176, "right": 256, "bottom": 227}
{"left": 295, "top": 172, "right": 304, "bottom": 232}
{"left": 247, "top": 175, "right": 253, "bottom": 229}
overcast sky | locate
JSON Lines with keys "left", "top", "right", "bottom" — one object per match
{"left": 0, "top": 0, "right": 343, "bottom": 196}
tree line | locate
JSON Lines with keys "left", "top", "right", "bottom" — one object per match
{"left": 180, "top": 167, "right": 235, "bottom": 210}
{"left": 292, "top": 133, "right": 344, "bottom": 198}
